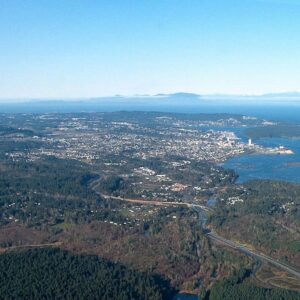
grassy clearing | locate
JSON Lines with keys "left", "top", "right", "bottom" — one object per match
{"left": 256, "top": 265, "right": 300, "bottom": 292}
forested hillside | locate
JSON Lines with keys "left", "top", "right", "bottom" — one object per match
{"left": 210, "top": 180, "right": 300, "bottom": 268}
{"left": 0, "top": 248, "right": 174, "bottom": 300}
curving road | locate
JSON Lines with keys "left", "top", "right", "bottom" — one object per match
{"left": 206, "top": 231, "right": 300, "bottom": 279}
{"left": 98, "top": 192, "right": 300, "bottom": 280}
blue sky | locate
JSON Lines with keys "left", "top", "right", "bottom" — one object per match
{"left": 0, "top": 0, "right": 300, "bottom": 98}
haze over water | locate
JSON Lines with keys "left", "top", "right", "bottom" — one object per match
{"left": 2, "top": 98, "right": 299, "bottom": 183}
{"left": 217, "top": 104, "right": 300, "bottom": 183}
{"left": 131, "top": 101, "right": 300, "bottom": 184}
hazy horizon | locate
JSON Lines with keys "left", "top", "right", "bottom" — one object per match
{"left": 1, "top": 91, "right": 300, "bottom": 103}
{"left": 1, "top": 2, "right": 300, "bottom": 299}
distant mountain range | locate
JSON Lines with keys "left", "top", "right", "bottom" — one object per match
{"left": 87, "top": 92, "right": 203, "bottom": 104}
{"left": 260, "top": 92, "right": 300, "bottom": 98}
{"left": 0, "top": 92, "right": 299, "bottom": 113}
{"left": 2, "top": 91, "right": 300, "bottom": 104}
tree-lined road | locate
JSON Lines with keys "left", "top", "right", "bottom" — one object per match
{"left": 206, "top": 231, "right": 300, "bottom": 279}
{"left": 100, "top": 192, "right": 300, "bottom": 280}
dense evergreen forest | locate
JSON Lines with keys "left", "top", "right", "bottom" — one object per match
{"left": 1, "top": 112, "right": 299, "bottom": 298}
{"left": 0, "top": 156, "right": 131, "bottom": 231}
{"left": 0, "top": 248, "right": 175, "bottom": 300}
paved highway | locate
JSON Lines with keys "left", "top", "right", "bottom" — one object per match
{"left": 206, "top": 231, "right": 300, "bottom": 279}
{"left": 100, "top": 193, "right": 211, "bottom": 211}
{"left": 98, "top": 192, "right": 300, "bottom": 280}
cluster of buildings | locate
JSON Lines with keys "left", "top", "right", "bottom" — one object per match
{"left": 2, "top": 112, "right": 293, "bottom": 206}
{"left": 8, "top": 114, "right": 254, "bottom": 165}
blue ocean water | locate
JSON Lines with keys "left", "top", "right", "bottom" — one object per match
{"left": 190, "top": 104, "right": 300, "bottom": 183}
{"left": 1, "top": 100, "right": 299, "bottom": 183}
{"left": 1, "top": 101, "right": 300, "bottom": 123}
{"left": 98, "top": 103, "right": 300, "bottom": 183}
{"left": 173, "top": 293, "right": 198, "bottom": 300}
{"left": 222, "top": 137, "right": 300, "bottom": 183}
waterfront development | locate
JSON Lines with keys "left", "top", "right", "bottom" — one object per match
{"left": 223, "top": 137, "right": 300, "bottom": 183}
{"left": 0, "top": 110, "right": 299, "bottom": 299}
